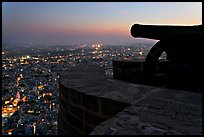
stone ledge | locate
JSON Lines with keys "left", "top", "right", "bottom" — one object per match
{"left": 59, "top": 64, "right": 157, "bottom": 104}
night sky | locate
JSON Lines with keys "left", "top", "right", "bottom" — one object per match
{"left": 2, "top": 2, "right": 202, "bottom": 45}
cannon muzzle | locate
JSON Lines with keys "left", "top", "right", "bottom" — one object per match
{"left": 130, "top": 24, "right": 202, "bottom": 40}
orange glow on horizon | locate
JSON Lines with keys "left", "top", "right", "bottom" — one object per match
{"left": 11, "top": 22, "right": 130, "bottom": 37}
{"left": 6, "top": 19, "right": 201, "bottom": 38}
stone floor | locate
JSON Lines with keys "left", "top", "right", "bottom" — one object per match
{"left": 60, "top": 64, "right": 202, "bottom": 135}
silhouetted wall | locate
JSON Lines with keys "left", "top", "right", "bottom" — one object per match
{"left": 112, "top": 60, "right": 170, "bottom": 86}
{"left": 112, "top": 60, "right": 144, "bottom": 84}
{"left": 58, "top": 82, "right": 129, "bottom": 135}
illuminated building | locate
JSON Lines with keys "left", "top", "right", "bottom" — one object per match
{"left": 22, "top": 96, "right": 27, "bottom": 102}
{"left": 12, "top": 99, "right": 20, "bottom": 107}
{"left": 37, "top": 85, "right": 44, "bottom": 90}
{"left": 2, "top": 107, "right": 18, "bottom": 118}
{"left": 5, "top": 101, "right": 10, "bottom": 105}
{"left": 20, "top": 74, "right": 23, "bottom": 78}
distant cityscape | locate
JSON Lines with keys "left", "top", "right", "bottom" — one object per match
{"left": 2, "top": 43, "right": 156, "bottom": 135}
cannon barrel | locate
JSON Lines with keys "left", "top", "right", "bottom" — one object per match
{"left": 130, "top": 24, "right": 202, "bottom": 40}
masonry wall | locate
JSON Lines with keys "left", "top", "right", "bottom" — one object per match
{"left": 112, "top": 60, "right": 169, "bottom": 86}
{"left": 112, "top": 60, "right": 144, "bottom": 84}
{"left": 58, "top": 82, "right": 129, "bottom": 135}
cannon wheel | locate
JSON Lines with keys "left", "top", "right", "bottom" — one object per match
{"left": 143, "top": 32, "right": 203, "bottom": 90}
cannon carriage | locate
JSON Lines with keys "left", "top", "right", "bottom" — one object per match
{"left": 130, "top": 24, "right": 203, "bottom": 91}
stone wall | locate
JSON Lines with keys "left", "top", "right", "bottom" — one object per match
{"left": 112, "top": 60, "right": 169, "bottom": 86}
{"left": 112, "top": 60, "right": 144, "bottom": 84}
{"left": 58, "top": 82, "right": 129, "bottom": 135}
{"left": 58, "top": 64, "right": 202, "bottom": 135}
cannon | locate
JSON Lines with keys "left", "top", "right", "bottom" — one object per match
{"left": 131, "top": 24, "right": 202, "bottom": 40}
{"left": 130, "top": 23, "right": 203, "bottom": 91}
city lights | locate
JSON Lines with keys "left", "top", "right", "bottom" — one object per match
{"left": 2, "top": 43, "right": 152, "bottom": 135}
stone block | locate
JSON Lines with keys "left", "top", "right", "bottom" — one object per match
{"left": 82, "top": 94, "right": 99, "bottom": 112}
{"left": 65, "top": 112, "right": 83, "bottom": 131}
{"left": 100, "top": 97, "right": 129, "bottom": 116}
{"left": 69, "top": 125, "right": 83, "bottom": 135}
{"left": 69, "top": 89, "right": 82, "bottom": 105}
{"left": 84, "top": 111, "right": 107, "bottom": 126}
{"left": 59, "top": 97, "right": 69, "bottom": 113}
{"left": 69, "top": 103, "right": 84, "bottom": 120}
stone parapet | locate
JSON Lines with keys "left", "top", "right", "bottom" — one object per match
{"left": 58, "top": 64, "right": 202, "bottom": 135}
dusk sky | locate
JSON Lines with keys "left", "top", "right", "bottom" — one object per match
{"left": 2, "top": 2, "right": 202, "bottom": 45}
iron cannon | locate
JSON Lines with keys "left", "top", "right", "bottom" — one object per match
{"left": 131, "top": 24, "right": 202, "bottom": 40}
{"left": 130, "top": 23, "right": 203, "bottom": 91}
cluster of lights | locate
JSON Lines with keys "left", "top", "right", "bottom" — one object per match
{"left": 2, "top": 107, "right": 18, "bottom": 118}
{"left": 37, "top": 85, "right": 44, "bottom": 90}
{"left": 43, "top": 93, "right": 52, "bottom": 98}
{"left": 2, "top": 93, "right": 27, "bottom": 119}
{"left": 16, "top": 74, "right": 23, "bottom": 86}
{"left": 92, "top": 44, "right": 102, "bottom": 50}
